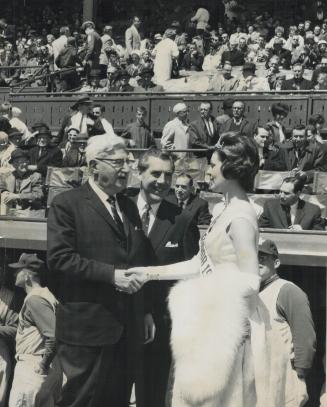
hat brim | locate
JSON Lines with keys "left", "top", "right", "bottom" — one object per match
{"left": 8, "top": 262, "right": 25, "bottom": 269}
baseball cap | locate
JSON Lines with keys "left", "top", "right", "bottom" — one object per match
{"left": 9, "top": 253, "right": 45, "bottom": 272}
{"left": 258, "top": 239, "right": 279, "bottom": 258}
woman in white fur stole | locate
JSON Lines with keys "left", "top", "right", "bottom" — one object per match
{"left": 129, "top": 133, "right": 268, "bottom": 406}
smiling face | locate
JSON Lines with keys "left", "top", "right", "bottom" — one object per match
{"left": 139, "top": 156, "right": 173, "bottom": 204}
{"left": 206, "top": 151, "right": 226, "bottom": 192}
{"left": 93, "top": 148, "right": 130, "bottom": 195}
{"left": 175, "top": 175, "right": 192, "bottom": 202}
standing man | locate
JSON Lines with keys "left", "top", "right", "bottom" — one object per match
{"left": 161, "top": 102, "right": 189, "bottom": 152}
{"left": 81, "top": 21, "right": 102, "bottom": 84}
{"left": 153, "top": 29, "right": 179, "bottom": 85}
{"left": 188, "top": 101, "right": 220, "bottom": 158}
{"left": 128, "top": 149, "right": 199, "bottom": 407}
{"left": 47, "top": 135, "right": 152, "bottom": 407}
{"left": 52, "top": 26, "right": 70, "bottom": 71}
{"left": 125, "top": 16, "right": 142, "bottom": 56}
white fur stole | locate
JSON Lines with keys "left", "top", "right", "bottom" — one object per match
{"left": 168, "top": 267, "right": 260, "bottom": 406}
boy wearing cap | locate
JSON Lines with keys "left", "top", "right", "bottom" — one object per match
{"left": 258, "top": 239, "right": 316, "bottom": 406}
{"left": 8, "top": 253, "right": 62, "bottom": 407}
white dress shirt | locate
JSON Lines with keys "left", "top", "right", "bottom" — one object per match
{"left": 88, "top": 178, "right": 123, "bottom": 222}
{"left": 290, "top": 201, "right": 298, "bottom": 225}
{"left": 137, "top": 192, "right": 161, "bottom": 234}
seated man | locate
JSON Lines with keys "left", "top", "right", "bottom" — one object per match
{"left": 133, "top": 68, "right": 164, "bottom": 92}
{"left": 221, "top": 40, "right": 245, "bottom": 66}
{"left": 219, "top": 100, "right": 256, "bottom": 138}
{"left": 237, "top": 62, "right": 270, "bottom": 91}
{"left": 259, "top": 174, "right": 325, "bottom": 230}
{"left": 207, "top": 62, "right": 240, "bottom": 92}
{"left": 0, "top": 149, "right": 44, "bottom": 212}
{"left": 110, "top": 69, "right": 134, "bottom": 92}
{"left": 281, "top": 63, "right": 312, "bottom": 90}
{"left": 180, "top": 43, "right": 203, "bottom": 71}
{"left": 121, "top": 106, "right": 156, "bottom": 149}
{"left": 258, "top": 239, "right": 316, "bottom": 405}
{"left": 282, "top": 124, "right": 327, "bottom": 182}
{"left": 28, "top": 127, "right": 63, "bottom": 177}
{"left": 167, "top": 173, "right": 211, "bottom": 226}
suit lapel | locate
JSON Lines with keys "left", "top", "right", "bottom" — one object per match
{"left": 19, "top": 176, "right": 32, "bottom": 192}
{"left": 277, "top": 202, "right": 289, "bottom": 228}
{"left": 83, "top": 183, "right": 125, "bottom": 238}
{"left": 294, "top": 199, "right": 305, "bottom": 225}
{"left": 149, "top": 200, "right": 173, "bottom": 251}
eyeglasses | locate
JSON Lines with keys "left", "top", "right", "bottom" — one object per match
{"left": 96, "top": 157, "right": 134, "bottom": 168}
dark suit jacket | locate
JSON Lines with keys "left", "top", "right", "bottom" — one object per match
{"left": 281, "top": 77, "right": 313, "bottom": 91}
{"left": 259, "top": 198, "right": 325, "bottom": 230}
{"left": 85, "top": 30, "right": 102, "bottom": 65}
{"left": 219, "top": 117, "right": 256, "bottom": 138}
{"left": 166, "top": 192, "right": 212, "bottom": 226}
{"left": 189, "top": 116, "right": 220, "bottom": 157}
{"left": 47, "top": 182, "right": 153, "bottom": 346}
{"left": 28, "top": 146, "right": 63, "bottom": 177}
{"left": 127, "top": 189, "right": 200, "bottom": 318}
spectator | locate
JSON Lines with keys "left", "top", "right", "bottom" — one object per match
{"left": 221, "top": 39, "right": 245, "bottom": 66}
{"left": 52, "top": 26, "right": 70, "bottom": 70}
{"left": 0, "top": 149, "right": 43, "bottom": 212}
{"left": 311, "top": 55, "right": 327, "bottom": 85}
{"left": 249, "top": 35, "right": 269, "bottom": 63}
{"left": 216, "top": 98, "right": 234, "bottom": 126}
{"left": 126, "top": 50, "right": 144, "bottom": 86}
{"left": 267, "top": 26, "right": 286, "bottom": 48}
{"left": 141, "top": 50, "right": 154, "bottom": 71}
{"left": 208, "top": 62, "right": 240, "bottom": 91}
{"left": 314, "top": 70, "right": 327, "bottom": 90}
{"left": 266, "top": 102, "right": 289, "bottom": 143}
{"left": 125, "top": 16, "right": 142, "bottom": 56}
{"left": 281, "top": 63, "right": 312, "bottom": 90}
{"left": 62, "top": 133, "right": 88, "bottom": 167}
{"left": 99, "top": 25, "right": 116, "bottom": 75}
{"left": 91, "top": 104, "right": 115, "bottom": 137}
{"left": 190, "top": 7, "right": 210, "bottom": 34}
{"left": 253, "top": 125, "right": 288, "bottom": 170}
{"left": 55, "top": 36, "right": 82, "bottom": 91}
{"left": 268, "top": 38, "right": 292, "bottom": 69}
{"left": 219, "top": 100, "right": 256, "bottom": 138}
{"left": 308, "top": 113, "right": 325, "bottom": 142}
{"left": 202, "top": 43, "right": 220, "bottom": 70}
{"left": 259, "top": 174, "right": 325, "bottom": 230}
{"left": 258, "top": 239, "right": 316, "bottom": 404}
{"left": 111, "top": 69, "right": 134, "bottom": 92}
{"left": 7, "top": 127, "right": 23, "bottom": 150}
{"left": 237, "top": 62, "right": 270, "bottom": 91}
{"left": 28, "top": 127, "right": 63, "bottom": 177}
{"left": 99, "top": 66, "right": 120, "bottom": 91}
{"left": 134, "top": 68, "right": 164, "bottom": 92}
{"left": 153, "top": 28, "right": 179, "bottom": 85}
{"left": 0, "top": 131, "right": 14, "bottom": 168}
{"left": 181, "top": 43, "right": 203, "bottom": 71}
{"left": 161, "top": 102, "right": 189, "bottom": 151}
{"left": 81, "top": 21, "right": 102, "bottom": 84}
{"left": 168, "top": 172, "right": 212, "bottom": 225}
{"left": 283, "top": 124, "right": 327, "bottom": 182}
{"left": 188, "top": 101, "right": 219, "bottom": 158}
{"left": 121, "top": 106, "right": 156, "bottom": 149}
{"left": 8, "top": 253, "right": 62, "bottom": 407}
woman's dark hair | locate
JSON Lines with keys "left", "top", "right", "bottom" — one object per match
{"left": 271, "top": 102, "right": 289, "bottom": 118}
{"left": 308, "top": 113, "right": 325, "bottom": 126}
{"left": 214, "top": 133, "right": 259, "bottom": 192}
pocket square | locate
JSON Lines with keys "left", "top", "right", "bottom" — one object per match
{"left": 165, "top": 241, "right": 179, "bottom": 248}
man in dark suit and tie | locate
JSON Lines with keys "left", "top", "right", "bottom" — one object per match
{"left": 188, "top": 101, "right": 220, "bottom": 158}
{"left": 167, "top": 172, "right": 212, "bottom": 226}
{"left": 127, "top": 150, "right": 200, "bottom": 407}
{"left": 259, "top": 174, "right": 325, "bottom": 230}
{"left": 47, "top": 135, "right": 152, "bottom": 407}
{"left": 281, "top": 63, "right": 313, "bottom": 91}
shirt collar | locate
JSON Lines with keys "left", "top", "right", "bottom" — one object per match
{"left": 137, "top": 191, "right": 161, "bottom": 216}
{"left": 89, "top": 177, "right": 112, "bottom": 203}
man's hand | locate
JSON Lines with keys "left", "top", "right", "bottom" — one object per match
{"left": 288, "top": 224, "right": 303, "bottom": 231}
{"left": 144, "top": 313, "right": 156, "bottom": 344}
{"left": 114, "top": 269, "right": 145, "bottom": 294}
{"left": 3, "top": 192, "right": 19, "bottom": 204}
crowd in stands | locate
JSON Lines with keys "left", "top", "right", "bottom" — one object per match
{"left": 2, "top": 1, "right": 327, "bottom": 90}
{"left": 0, "top": 96, "right": 325, "bottom": 220}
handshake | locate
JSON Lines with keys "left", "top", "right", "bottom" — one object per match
{"left": 114, "top": 267, "right": 151, "bottom": 294}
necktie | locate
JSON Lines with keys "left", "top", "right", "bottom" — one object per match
{"left": 107, "top": 196, "right": 125, "bottom": 236}
{"left": 141, "top": 203, "right": 151, "bottom": 235}
{"left": 284, "top": 205, "right": 292, "bottom": 227}
{"left": 178, "top": 200, "right": 184, "bottom": 209}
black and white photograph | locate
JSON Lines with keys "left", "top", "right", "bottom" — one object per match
{"left": 0, "top": 0, "right": 325, "bottom": 406}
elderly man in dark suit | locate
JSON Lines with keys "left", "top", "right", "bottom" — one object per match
{"left": 259, "top": 174, "right": 325, "bottom": 230}
{"left": 47, "top": 135, "right": 152, "bottom": 407}
{"left": 127, "top": 150, "right": 199, "bottom": 407}
{"left": 219, "top": 100, "right": 256, "bottom": 138}
{"left": 281, "top": 63, "right": 313, "bottom": 90}
{"left": 28, "top": 127, "right": 63, "bottom": 177}
{"left": 188, "top": 101, "right": 220, "bottom": 158}
{"left": 167, "top": 172, "right": 211, "bottom": 225}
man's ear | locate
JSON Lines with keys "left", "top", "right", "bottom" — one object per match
{"left": 89, "top": 159, "right": 98, "bottom": 173}
{"left": 274, "top": 258, "right": 281, "bottom": 269}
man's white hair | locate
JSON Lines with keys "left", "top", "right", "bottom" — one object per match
{"left": 85, "top": 134, "right": 126, "bottom": 165}
{"left": 11, "top": 107, "right": 22, "bottom": 118}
